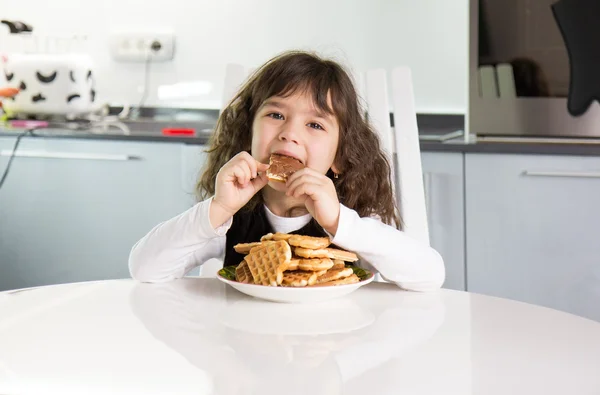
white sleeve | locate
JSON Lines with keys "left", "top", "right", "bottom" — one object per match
{"left": 330, "top": 204, "right": 445, "bottom": 292}
{"left": 128, "top": 197, "right": 232, "bottom": 283}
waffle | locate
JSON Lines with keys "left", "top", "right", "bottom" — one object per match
{"left": 234, "top": 232, "right": 362, "bottom": 288}
{"left": 294, "top": 247, "right": 358, "bottom": 262}
{"left": 261, "top": 232, "right": 294, "bottom": 242}
{"left": 235, "top": 261, "right": 254, "bottom": 284}
{"left": 310, "top": 274, "right": 360, "bottom": 287}
{"left": 326, "top": 248, "right": 358, "bottom": 262}
{"left": 267, "top": 153, "right": 305, "bottom": 182}
{"left": 282, "top": 271, "right": 318, "bottom": 287}
{"left": 288, "top": 235, "right": 331, "bottom": 250}
{"left": 249, "top": 240, "right": 277, "bottom": 254}
{"left": 316, "top": 267, "right": 353, "bottom": 284}
{"left": 243, "top": 240, "right": 292, "bottom": 286}
{"left": 298, "top": 258, "right": 334, "bottom": 271}
{"left": 294, "top": 247, "right": 329, "bottom": 259}
{"left": 287, "top": 259, "right": 300, "bottom": 271}
{"left": 234, "top": 241, "right": 264, "bottom": 254}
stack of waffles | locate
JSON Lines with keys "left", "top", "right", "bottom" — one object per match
{"left": 233, "top": 233, "right": 360, "bottom": 287}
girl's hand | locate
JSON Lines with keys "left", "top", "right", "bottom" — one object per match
{"left": 286, "top": 168, "right": 340, "bottom": 236}
{"left": 211, "top": 152, "right": 269, "bottom": 228}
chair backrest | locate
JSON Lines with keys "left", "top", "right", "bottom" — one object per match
{"left": 363, "top": 67, "right": 430, "bottom": 245}
{"left": 221, "top": 63, "right": 248, "bottom": 110}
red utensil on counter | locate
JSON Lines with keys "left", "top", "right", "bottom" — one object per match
{"left": 161, "top": 128, "right": 196, "bottom": 136}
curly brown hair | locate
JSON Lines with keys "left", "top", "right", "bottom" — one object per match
{"left": 198, "top": 50, "right": 400, "bottom": 228}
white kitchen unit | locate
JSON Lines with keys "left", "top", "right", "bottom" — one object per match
{"left": 421, "top": 152, "right": 466, "bottom": 291}
{"left": 0, "top": 136, "right": 206, "bottom": 291}
{"left": 465, "top": 153, "right": 600, "bottom": 322}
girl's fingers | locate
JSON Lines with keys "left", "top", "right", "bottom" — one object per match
{"left": 286, "top": 174, "right": 322, "bottom": 196}
{"left": 286, "top": 167, "right": 324, "bottom": 184}
{"left": 231, "top": 163, "right": 252, "bottom": 186}
{"left": 291, "top": 182, "right": 318, "bottom": 199}
{"left": 238, "top": 152, "right": 269, "bottom": 178}
{"left": 230, "top": 165, "right": 245, "bottom": 186}
{"left": 238, "top": 153, "right": 258, "bottom": 179}
{"left": 256, "top": 162, "right": 270, "bottom": 172}
{"left": 251, "top": 172, "right": 269, "bottom": 190}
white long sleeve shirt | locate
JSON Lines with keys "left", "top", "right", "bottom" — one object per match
{"left": 128, "top": 198, "right": 445, "bottom": 291}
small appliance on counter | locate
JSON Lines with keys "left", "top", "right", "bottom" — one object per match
{"left": 1, "top": 19, "right": 98, "bottom": 119}
{"left": 2, "top": 53, "right": 98, "bottom": 118}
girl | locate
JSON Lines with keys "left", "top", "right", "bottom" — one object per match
{"left": 129, "top": 51, "right": 445, "bottom": 291}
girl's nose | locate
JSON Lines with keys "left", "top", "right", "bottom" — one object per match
{"left": 278, "top": 125, "right": 300, "bottom": 145}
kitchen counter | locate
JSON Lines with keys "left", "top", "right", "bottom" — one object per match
{"left": 420, "top": 136, "right": 600, "bottom": 156}
{"left": 3, "top": 127, "right": 600, "bottom": 156}
{"left": 2, "top": 111, "right": 600, "bottom": 156}
{"left": 0, "top": 126, "right": 212, "bottom": 144}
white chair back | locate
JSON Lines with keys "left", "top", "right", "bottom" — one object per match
{"left": 365, "top": 69, "right": 396, "bottom": 198}
{"left": 221, "top": 63, "right": 248, "bottom": 110}
{"left": 363, "top": 67, "right": 430, "bottom": 245}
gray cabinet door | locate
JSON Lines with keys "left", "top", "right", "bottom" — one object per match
{"left": 0, "top": 137, "right": 203, "bottom": 291}
{"left": 465, "top": 153, "right": 600, "bottom": 322}
{"left": 421, "top": 152, "right": 465, "bottom": 291}
{"left": 180, "top": 144, "right": 208, "bottom": 207}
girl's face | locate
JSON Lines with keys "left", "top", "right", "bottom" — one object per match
{"left": 251, "top": 91, "right": 340, "bottom": 192}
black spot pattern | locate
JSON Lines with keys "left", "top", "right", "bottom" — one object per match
{"left": 70, "top": 70, "right": 76, "bottom": 83}
{"left": 5, "top": 71, "right": 14, "bottom": 81}
{"left": 36, "top": 71, "right": 57, "bottom": 83}
{"left": 67, "top": 93, "right": 81, "bottom": 103}
{"left": 19, "top": 81, "right": 26, "bottom": 90}
{"left": 32, "top": 93, "right": 46, "bottom": 102}
{"left": 90, "top": 89, "right": 96, "bottom": 102}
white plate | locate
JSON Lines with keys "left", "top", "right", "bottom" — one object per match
{"left": 216, "top": 267, "right": 374, "bottom": 304}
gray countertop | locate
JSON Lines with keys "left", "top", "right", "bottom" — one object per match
{"left": 2, "top": 115, "right": 600, "bottom": 156}
{"left": 420, "top": 137, "right": 600, "bottom": 156}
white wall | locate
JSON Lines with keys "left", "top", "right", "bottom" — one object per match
{"left": 1, "top": 0, "right": 468, "bottom": 114}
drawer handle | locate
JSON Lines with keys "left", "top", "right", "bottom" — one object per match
{"left": 522, "top": 170, "right": 600, "bottom": 179}
{"left": 0, "top": 150, "right": 141, "bottom": 161}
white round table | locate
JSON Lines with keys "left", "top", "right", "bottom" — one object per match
{"left": 1, "top": 278, "right": 599, "bottom": 394}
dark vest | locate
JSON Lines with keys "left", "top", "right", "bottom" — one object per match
{"left": 223, "top": 205, "right": 328, "bottom": 267}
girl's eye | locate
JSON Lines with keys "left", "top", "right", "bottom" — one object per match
{"left": 307, "top": 122, "right": 325, "bottom": 131}
{"left": 267, "top": 112, "right": 284, "bottom": 120}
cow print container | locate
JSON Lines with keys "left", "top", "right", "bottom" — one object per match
{"left": 2, "top": 53, "right": 97, "bottom": 116}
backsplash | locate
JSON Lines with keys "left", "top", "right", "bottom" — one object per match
{"left": 1, "top": 0, "right": 469, "bottom": 114}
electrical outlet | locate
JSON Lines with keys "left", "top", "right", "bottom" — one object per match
{"left": 109, "top": 30, "right": 175, "bottom": 62}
